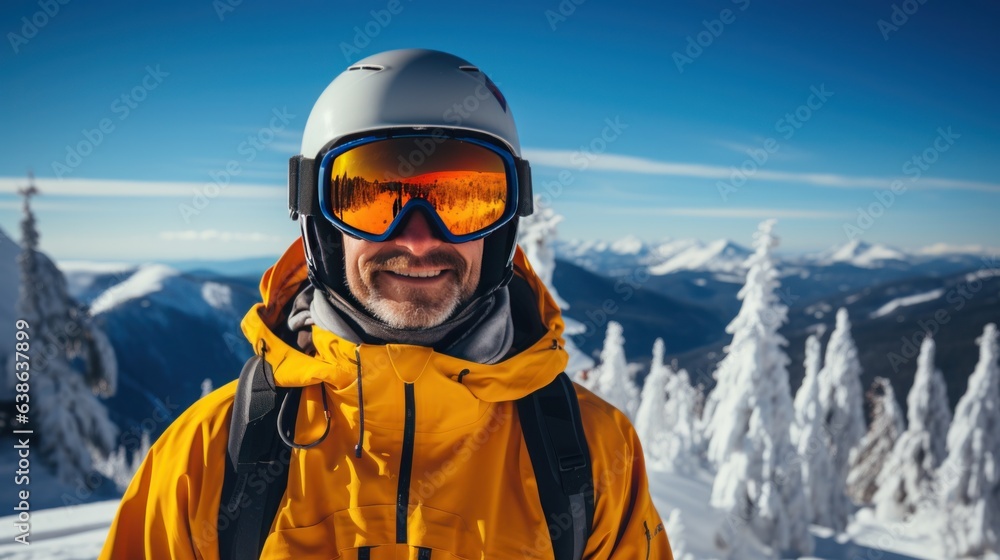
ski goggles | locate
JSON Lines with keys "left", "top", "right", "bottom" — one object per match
{"left": 288, "top": 130, "right": 534, "bottom": 243}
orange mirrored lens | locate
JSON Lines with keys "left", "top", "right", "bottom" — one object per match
{"left": 327, "top": 138, "right": 507, "bottom": 236}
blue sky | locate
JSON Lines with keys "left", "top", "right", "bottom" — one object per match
{"left": 1, "top": 0, "right": 998, "bottom": 261}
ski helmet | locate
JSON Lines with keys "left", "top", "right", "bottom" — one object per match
{"left": 288, "top": 48, "right": 533, "bottom": 303}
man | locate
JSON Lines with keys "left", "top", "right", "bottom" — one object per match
{"left": 100, "top": 48, "right": 671, "bottom": 559}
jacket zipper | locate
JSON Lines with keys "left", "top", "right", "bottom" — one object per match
{"left": 643, "top": 521, "right": 652, "bottom": 560}
{"left": 397, "top": 383, "right": 416, "bottom": 543}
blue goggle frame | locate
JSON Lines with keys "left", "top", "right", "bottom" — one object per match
{"left": 314, "top": 132, "right": 527, "bottom": 244}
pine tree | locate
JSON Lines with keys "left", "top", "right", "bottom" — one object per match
{"left": 664, "top": 509, "right": 696, "bottom": 560}
{"left": 817, "top": 307, "right": 867, "bottom": 527}
{"left": 517, "top": 196, "right": 594, "bottom": 375}
{"left": 847, "top": 377, "right": 904, "bottom": 504}
{"left": 94, "top": 430, "right": 150, "bottom": 492}
{"left": 939, "top": 323, "right": 1000, "bottom": 557}
{"left": 517, "top": 196, "right": 567, "bottom": 308}
{"left": 12, "top": 178, "right": 118, "bottom": 483}
{"left": 200, "top": 377, "right": 214, "bottom": 398}
{"left": 662, "top": 367, "right": 701, "bottom": 475}
{"left": 874, "top": 336, "right": 952, "bottom": 521}
{"left": 792, "top": 334, "right": 838, "bottom": 529}
{"left": 635, "top": 338, "right": 671, "bottom": 465}
{"left": 704, "top": 219, "right": 813, "bottom": 556}
{"left": 593, "top": 321, "right": 640, "bottom": 420}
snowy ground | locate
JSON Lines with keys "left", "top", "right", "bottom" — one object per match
{"left": 0, "top": 500, "right": 117, "bottom": 559}
{"left": 0, "top": 466, "right": 948, "bottom": 559}
{"left": 647, "top": 466, "right": 944, "bottom": 560}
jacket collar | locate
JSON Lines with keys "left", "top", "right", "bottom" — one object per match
{"left": 240, "top": 240, "right": 569, "bottom": 404}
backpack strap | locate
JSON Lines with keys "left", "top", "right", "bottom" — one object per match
{"left": 218, "top": 362, "right": 594, "bottom": 560}
{"left": 517, "top": 373, "right": 595, "bottom": 560}
{"left": 218, "top": 355, "right": 298, "bottom": 559}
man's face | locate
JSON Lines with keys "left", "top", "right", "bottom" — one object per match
{"left": 342, "top": 211, "right": 483, "bottom": 329}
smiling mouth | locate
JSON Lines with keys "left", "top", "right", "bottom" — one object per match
{"left": 385, "top": 269, "right": 446, "bottom": 279}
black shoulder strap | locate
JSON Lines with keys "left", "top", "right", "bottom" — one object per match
{"left": 218, "top": 355, "right": 298, "bottom": 559}
{"left": 517, "top": 373, "right": 595, "bottom": 560}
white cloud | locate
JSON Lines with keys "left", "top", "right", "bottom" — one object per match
{"left": 0, "top": 177, "right": 284, "bottom": 198}
{"left": 158, "top": 230, "right": 281, "bottom": 243}
{"left": 265, "top": 141, "right": 302, "bottom": 153}
{"left": 0, "top": 200, "right": 92, "bottom": 212}
{"left": 916, "top": 243, "right": 1000, "bottom": 256}
{"left": 604, "top": 206, "right": 851, "bottom": 219}
{"left": 523, "top": 148, "right": 1000, "bottom": 193}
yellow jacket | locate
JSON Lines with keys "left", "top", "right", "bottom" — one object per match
{"left": 100, "top": 241, "right": 672, "bottom": 559}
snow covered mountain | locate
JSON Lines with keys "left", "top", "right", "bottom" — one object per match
{"left": 810, "top": 240, "right": 909, "bottom": 268}
{"left": 554, "top": 235, "right": 659, "bottom": 276}
{"left": 554, "top": 236, "right": 751, "bottom": 277}
{"left": 59, "top": 263, "right": 261, "bottom": 441}
{"left": 648, "top": 239, "right": 752, "bottom": 276}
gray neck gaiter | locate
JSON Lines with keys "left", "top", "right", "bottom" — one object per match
{"left": 309, "top": 286, "right": 514, "bottom": 365}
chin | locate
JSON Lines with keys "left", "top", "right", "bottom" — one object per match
{"left": 368, "top": 301, "right": 458, "bottom": 330}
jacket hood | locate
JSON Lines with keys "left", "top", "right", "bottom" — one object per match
{"left": 240, "top": 239, "right": 570, "bottom": 404}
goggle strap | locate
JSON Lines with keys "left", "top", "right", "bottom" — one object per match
{"left": 516, "top": 158, "right": 534, "bottom": 217}
{"left": 288, "top": 155, "right": 320, "bottom": 220}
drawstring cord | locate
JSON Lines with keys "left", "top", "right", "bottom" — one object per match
{"left": 354, "top": 347, "right": 365, "bottom": 458}
{"left": 270, "top": 332, "right": 330, "bottom": 450}
{"left": 268, "top": 343, "right": 362, "bottom": 456}
{"left": 278, "top": 387, "right": 331, "bottom": 450}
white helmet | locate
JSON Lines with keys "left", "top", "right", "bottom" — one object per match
{"left": 299, "top": 49, "right": 522, "bottom": 158}
{"left": 288, "top": 49, "right": 533, "bottom": 301}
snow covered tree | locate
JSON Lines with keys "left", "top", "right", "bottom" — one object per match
{"left": 94, "top": 430, "right": 150, "bottom": 492}
{"left": 662, "top": 367, "right": 701, "bottom": 474}
{"left": 201, "top": 377, "right": 214, "bottom": 398}
{"left": 874, "top": 336, "right": 952, "bottom": 521}
{"left": 517, "top": 195, "right": 566, "bottom": 308}
{"left": 703, "top": 219, "right": 813, "bottom": 556}
{"left": 939, "top": 323, "right": 1000, "bottom": 558}
{"left": 12, "top": 179, "right": 118, "bottom": 484}
{"left": 634, "top": 338, "right": 701, "bottom": 473}
{"left": 518, "top": 196, "right": 594, "bottom": 375}
{"left": 847, "top": 377, "right": 904, "bottom": 504}
{"left": 635, "top": 338, "right": 671, "bottom": 462}
{"left": 792, "top": 334, "right": 838, "bottom": 529}
{"left": 592, "top": 321, "right": 640, "bottom": 420}
{"left": 817, "top": 307, "right": 867, "bottom": 527}
{"left": 665, "top": 509, "right": 695, "bottom": 560}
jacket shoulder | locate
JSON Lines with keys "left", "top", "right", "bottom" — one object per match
{"left": 100, "top": 379, "right": 241, "bottom": 558}
{"left": 572, "top": 381, "right": 638, "bottom": 450}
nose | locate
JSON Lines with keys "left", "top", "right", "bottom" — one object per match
{"left": 391, "top": 210, "right": 443, "bottom": 257}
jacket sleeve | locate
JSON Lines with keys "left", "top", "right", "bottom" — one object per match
{"left": 578, "top": 390, "right": 674, "bottom": 560}
{"left": 99, "top": 386, "right": 235, "bottom": 560}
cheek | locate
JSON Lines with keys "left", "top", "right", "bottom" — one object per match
{"left": 458, "top": 242, "right": 483, "bottom": 279}
{"left": 341, "top": 239, "right": 366, "bottom": 281}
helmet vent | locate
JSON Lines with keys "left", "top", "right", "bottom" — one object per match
{"left": 458, "top": 65, "right": 481, "bottom": 73}
{"left": 347, "top": 64, "right": 385, "bottom": 72}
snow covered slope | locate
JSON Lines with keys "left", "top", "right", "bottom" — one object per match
{"left": 0, "top": 465, "right": 946, "bottom": 559}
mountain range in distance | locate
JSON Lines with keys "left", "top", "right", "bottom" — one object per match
{"left": 552, "top": 235, "right": 998, "bottom": 416}
{"left": 1, "top": 224, "right": 996, "bottom": 441}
